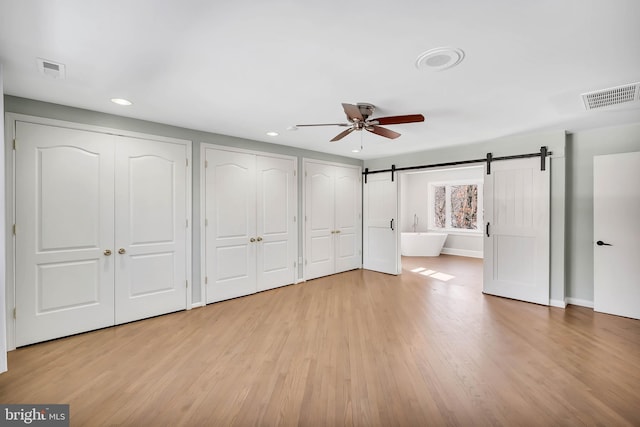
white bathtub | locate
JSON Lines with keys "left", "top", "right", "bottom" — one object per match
{"left": 401, "top": 232, "right": 448, "bottom": 256}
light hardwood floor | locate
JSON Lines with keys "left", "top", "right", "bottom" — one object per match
{"left": 1, "top": 255, "right": 639, "bottom": 426}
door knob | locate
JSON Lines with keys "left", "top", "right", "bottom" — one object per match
{"left": 250, "top": 238, "right": 256, "bottom": 242}
{"left": 336, "top": 230, "right": 341, "bottom": 234}
{"left": 596, "top": 240, "right": 612, "bottom": 246}
{"left": 118, "top": 248, "right": 126, "bottom": 254}
{"left": 103, "top": 249, "right": 112, "bottom": 256}
{"left": 257, "top": 236, "right": 263, "bottom": 242}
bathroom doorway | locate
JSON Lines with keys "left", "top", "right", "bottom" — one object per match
{"left": 398, "top": 166, "right": 485, "bottom": 284}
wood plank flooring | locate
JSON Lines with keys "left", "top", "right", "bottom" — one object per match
{"left": 1, "top": 255, "right": 639, "bottom": 426}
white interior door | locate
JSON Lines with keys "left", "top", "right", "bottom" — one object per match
{"left": 114, "top": 137, "right": 188, "bottom": 324}
{"left": 594, "top": 151, "right": 640, "bottom": 319}
{"left": 305, "top": 162, "right": 335, "bottom": 280}
{"left": 483, "top": 157, "right": 550, "bottom": 305}
{"left": 334, "top": 165, "right": 361, "bottom": 273}
{"left": 363, "top": 172, "right": 399, "bottom": 275}
{"left": 205, "top": 149, "right": 257, "bottom": 303}
{"left": 15, "top": 122, "right": 115, "bottom": 346}
{"left": 256, "top": 155, "right": 296, "bottom": 291}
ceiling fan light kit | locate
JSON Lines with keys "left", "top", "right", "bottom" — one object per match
{"left": 296, "top": 102, "right": 425, "bottom": 142}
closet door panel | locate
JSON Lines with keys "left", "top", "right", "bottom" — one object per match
{"left": 334, "top": 166, "right": 361, "bottom": 273}
{"left": 206, "top": 149, "right": 257, "bottom": 302}
{"left": 114, "top": 137, "right": 187, "bottom": 323}
{"left": 304, "top": 162, "right": 335, "bottom": 280}
{"left": 256, "top": 156, "right": 296, "bottom": 291}
{"left": 14, "top": 122, "right": 115, "bottom": 346}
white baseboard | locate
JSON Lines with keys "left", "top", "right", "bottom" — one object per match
{"left": 549, "top": 299, "right": 566, "bottom": 308}
{"left": 191, "top": 302, "right": 205, "bottom": 309}
{"left": 294, "top": 279, "right": 306, "bottom": 285}
{"left": 565, "top": 298, "right": 594, "bottom": 308}
{"left": 440, "top": 248, "right": 484, "bottom": 259}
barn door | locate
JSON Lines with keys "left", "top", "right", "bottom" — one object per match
{"left": 363, "top": 172, "right": 399, "bottom": 275}
{"left": 483, "top": 157, "right": 550, "bottom": 305}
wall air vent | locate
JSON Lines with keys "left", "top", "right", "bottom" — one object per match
{"left": 581, "top": 82, "right": 639, "bottom": 110}
{"left": 36, "top": 58, "right": 66, "bottom": 79}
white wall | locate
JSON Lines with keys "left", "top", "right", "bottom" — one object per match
{"left": 400, "top": 166, "right": 483, "bottom": 257}
{"left": 0, "top": 65, "right": 7, "bottom": 372}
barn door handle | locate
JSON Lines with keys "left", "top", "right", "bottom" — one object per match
{"left": 596, "top": 240, "right": 612, "bottom": 246}
{"left": 390, "top": 219, "right": 395, "bottom": 231}
{"left": 486, "top": 222, "right": 490, "bottom": 237}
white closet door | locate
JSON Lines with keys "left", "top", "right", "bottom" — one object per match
{"left": 114, "top": 137, "right": 188, "bottom": 324}
{"left": 304, "top": 162, "right": 335, "bottom": 280}
{"left": 594, "top": 152, "right": 640, "bottom": 319}
{"left": 206, "top": 149, "right": 257, "bottom": 303}
{"left": 363, "top": 172, "right": 399, "bottom": 275}
{"left": 256, "top": 156, "right": 296, "bottom": 291}
{"left": 15, "top": 122, "right": 115, "bottom": 346}
{"left": 334, "top": 165, "right": 361, "bottom": 273}
{"left": 483, "top": 157, "right": 550, "bottom": 305}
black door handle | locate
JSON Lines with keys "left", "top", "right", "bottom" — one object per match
{"left": 596, "top": 240, "right": 612, "bottom": 246}
{"left": 486, "top": 222, "right": 490, "bottom": 237}
{"left": 390, "top": 219, "right": 395, "bottom": 231}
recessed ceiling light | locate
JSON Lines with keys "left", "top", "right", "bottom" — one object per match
{"left": 415, "top": 47, "right": 465, "bottom": 71}
{"left": 266, "top": 131, "right": 279, "bottom": 137}
{"left": 111, "top": 98, "right": 132, "bottom": 106}
{"left": 351, "top": 149, "right": 360, "bottom": 153}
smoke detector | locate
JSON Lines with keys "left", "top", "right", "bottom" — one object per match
{"left": 36, "top": 58, "right": 66, "bottom": 79}
{"left": 581, "top": 82, "right": 640, "bottom": 110}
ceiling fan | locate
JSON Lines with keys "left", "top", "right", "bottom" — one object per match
{"left": 295, "top": 103, "right": 425, "bottom": 142}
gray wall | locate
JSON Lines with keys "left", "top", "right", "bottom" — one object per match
{"left": 366, "top": 130, "right": 567, "bottom": 305}
{"left": 4, "top": 95, "right": 362, "bottom": 305}
{"left": 566, "top": 122, "right": 640, "bottom": 304}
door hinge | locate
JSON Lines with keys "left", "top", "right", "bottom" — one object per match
{"left": 186, "top": 158, "right": 189, "bottom": 167}
{"left": 205, "top": 218, "right": 208, "bottom": 226}
{"left": 305, "top": 171, "right": 307, "bottom": 177}
{"left": 186, "top": 280, "right": 189, "bottom": 288}
{"left": 12, "top": 224, "right": 16, "bottom": 235}
{"left": 13, "top": 308, "right": 16, "bottom": 319}
{"left": 294, "top": 170, "right": 296, "bottom": 177}
{"left": 13, "top": 139, "right": 16, "bottom": 150}
{"left": 205, "top": 276, "right": 208, "bottom": 284}
{"left": 205, "top": 160, "right": 208, "bottom": 168}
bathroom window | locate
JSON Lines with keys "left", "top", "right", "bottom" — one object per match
{"left": 430, "top": 181, "right": 482, "bottom": 232}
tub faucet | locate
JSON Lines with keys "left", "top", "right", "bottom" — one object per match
{"left": 413, "top": 214, "right": 418, "bottom": 232}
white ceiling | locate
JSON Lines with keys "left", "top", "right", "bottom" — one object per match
{"left": 1, "top": 0, "right": 639, "bottom": 159}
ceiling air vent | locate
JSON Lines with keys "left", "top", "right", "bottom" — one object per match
{"left": 36, "top": 58, "right": 66, "bottom": 79}
{"left": 581, "top": 82, "right": 639, "bottom": 110}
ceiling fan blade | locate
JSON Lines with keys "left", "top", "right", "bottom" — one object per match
{"left": 366, "top": 125, "right": 401, "bottom": 139}
{"left": 373, "top": 114, "right": 425, "bottom": 125}
{"left": 342, "top": 103, "right": 364, "bottom": 122}
{"left": 295, "top": 123, "right": 350, "bottom": 127}
{"left": 330, "top": 127, "right": 355, "bottom": 142}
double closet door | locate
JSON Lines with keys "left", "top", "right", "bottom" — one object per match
{"left": 15, "top": 121, "right": 189, "bottom": 346}
{"left": 304, "top": 160, "right": 362, "bottom": 280}
{"left": 204, "top": 147, "right": 297, "bottom": 303}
